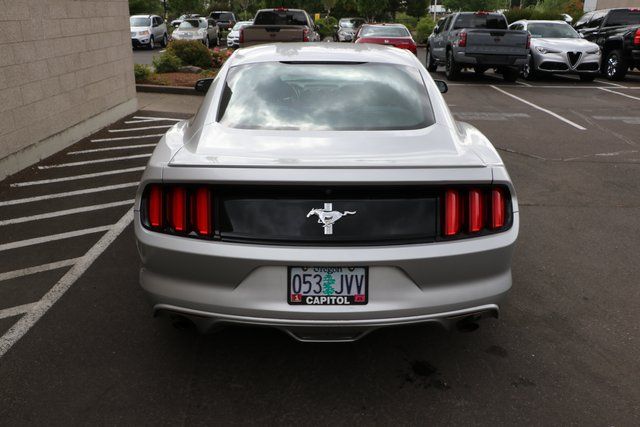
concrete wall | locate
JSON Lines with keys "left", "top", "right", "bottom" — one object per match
{"left": 0, "top": 0, "right": 137, "bottom": 179}
{"left": 585, "top": 0, "right": 640, "bottom": 11}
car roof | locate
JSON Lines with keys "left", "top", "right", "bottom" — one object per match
{"left": 516, "top": 20, "right": 569, "bottom": 24}
{"left": 131, "top": 15, "right": 153, "bottom": 18}
{"left": 362, "top": 23, "right": 405, "bottom": 27}
{"left": 231, "top": 43, "right": 418, "bottom": 67}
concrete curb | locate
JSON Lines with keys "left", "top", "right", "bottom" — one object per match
{"left": 136, "top": 84, "right": 203, "bottom": 96}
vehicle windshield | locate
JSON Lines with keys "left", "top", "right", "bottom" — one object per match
{"left": 340, "top": 19, "right": 364, "bottom": 28}
{"left": 232, "top": 22, "right": 251, "bottom": 30}
{"left": 179, "top": 19, "right": 202, "bottom": 29}
{"left": 360, "top": 26, "right": 410, "bottom": 37}
{"left": 453, "top": 13, "right": 508, "bottom": 29}
{"left": 606, "top": 9, "right": 640, "bottom": 26}
{"left": 528, "top": 22, "right": 579, "bottom": 38}
{"left": 130, "top": 17, "right": 151, "bottom": 27}
{"left": 211, "top": 12, "right": 234, "bottom": 21}
{"left": 218, "top": 62, "right": 434, "bottom": 131}
{"left": 254, "top": 10, "right": 307, "bottom": 26}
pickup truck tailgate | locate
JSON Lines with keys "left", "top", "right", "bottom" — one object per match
{"left": 465, "top": 29, "right": 529, "bottom": 56}
{"left": 241, "top": 25, "right": 304, "bottom": 47}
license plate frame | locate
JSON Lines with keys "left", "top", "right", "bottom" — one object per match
{"left": 287, "top": 267, "right": 368, "bottom": 305}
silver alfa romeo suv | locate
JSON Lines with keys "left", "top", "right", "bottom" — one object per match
{"left": 134, "top": 43, "right": 519, "bottom": 342}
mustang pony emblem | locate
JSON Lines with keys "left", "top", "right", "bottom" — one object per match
{"left": 307, "top": 203, "right": 356, "bottom": 235}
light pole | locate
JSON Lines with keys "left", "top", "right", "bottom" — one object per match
{"left": 433, "top": 0, "right": 437, "bottom": 21}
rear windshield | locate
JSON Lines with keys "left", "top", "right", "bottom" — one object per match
{"left": 130, "top": 17, "right": 150, "bottom": 27}
{"left": 360, "top": 26, "right": 410, "bottom": 37}
{"left": 254, "top": 10, "right": 307, "bottom": 26}
{"left": 453, "top": 13, "right": 508, "bottom": 30}
{"left": 217, "top": 63, "right": 434, "bottom": 131}
{"left": 211, "top": 12, "right": 234, "bottom": 21}
{"left": 606, "top": 9, "right": 640, "bottom": 26}
{"left": 528, "top": 22, "right": 578, "bottom": 38}
{"left": 179, "top": 19, "right": 204, "bottom": 29}
{"left": 340, "top": 19, "right": 365, "bottom": 28}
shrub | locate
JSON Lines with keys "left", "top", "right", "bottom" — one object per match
{"left": 315, "top": 16, "right": 338, "bottom": 39}
{"left": 152, "top": 51, "right": 183, "bottom": 73}
{"left": 415, "top": 16, "right": 436, "bottom": 44}
{"left": 395, "top": 12, "right": 418, "bottom": 32}
{"left": 503, "top": 7, "right": 567, "bottom": 24}
{"left": 134, "top": 63, "right": 151, "bottom": 82}
{"left": 167, "top": 40, "right": 212, "bottom": 69}
{"left": 211, "top": 47, "right": 233, "bottom": 68}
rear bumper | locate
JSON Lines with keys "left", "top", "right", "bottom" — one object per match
{"left": 454, "top": 51, "right": 528, "bottom": 67}
{"left": 135, "top": 211, "right": 519, "bottom": 341}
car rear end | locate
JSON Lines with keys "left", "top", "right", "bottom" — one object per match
{"left": 134, "top": 51, "right": 518, "bottom": 342}
{"left": 210, "top": 11, "right": 235, "bottom": 31}
{"left": 240, "top": 8, "right": 311, "bottom": 47}
{"left": 355, "top": 25, "right": 417, "bottom": 54}
{"left": 451, "top": 12, "right": 529, "bottom": 69}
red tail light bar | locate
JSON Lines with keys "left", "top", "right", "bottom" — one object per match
{"left": 442, "top": 186, "right": 511, "bottom": 238}
{"left": 634, "top": 28, "right": 640, "bottom": 46}
{"left": 458, "top": 30, "right": 467, "bottom": 48}
{"left": 143, "top": 184, "right": 213, "bottom": 238}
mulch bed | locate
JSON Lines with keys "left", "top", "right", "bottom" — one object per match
{"left": 140, "top": 71, "right": 218, "bottom": 87}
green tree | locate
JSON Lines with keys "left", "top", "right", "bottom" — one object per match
{"left": 129, "top": 0, "right": 163, "bottom": 15}
{"left": 442, "top": 0, "right": 506, "bottom": 11}
{"left": 168, "top": 0, "right": 206, "bottom": 16}
{"left": 323, "top": 0, "right": 338, "bottom": 15}
{"left": 322, "top": 273, "right": 336, "bottom": 295}
{"left": 357, "top": 0, "right": 389, "bottom": 21}
{"left": 405, "top": 0, "right": 428, "bottom": 18}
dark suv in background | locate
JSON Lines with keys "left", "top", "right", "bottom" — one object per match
{"left": 575, "top": 7, "right": 640, "bottom": 80}
{"left": 210, "top": 11, "right": 237, "bottom": 34}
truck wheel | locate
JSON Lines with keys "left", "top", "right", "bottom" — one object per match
{"left": 445, "top": 50, "right": 461, "bottom": 80}
{"left": 426, "top": 46, "right": 437, "bottom": 72}
{"left": 604, "top": 49, "right": 628, "bottom": 81}
{"left": 502, "top": 67, "right": 519, "bottom": 82}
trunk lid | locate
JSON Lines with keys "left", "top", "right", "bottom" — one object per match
{"left": 465, "top": 29, "right": 529, "bottom": 55}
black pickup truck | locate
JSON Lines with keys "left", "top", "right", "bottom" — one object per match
{"left": 575, "top": 7, "right": 640, "bottom": 80}
{"left": 426, "top": 12, "right": 529, "bottom": 81}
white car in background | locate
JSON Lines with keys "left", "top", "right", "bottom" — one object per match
{"left": 171, "top": 17, "right": 219, "bottom": 47}
{"left": 227, "top": 20, "right": 253, "bottom": 48}
{"left": 130, "top": 15, "right": 168, "bottom": 49}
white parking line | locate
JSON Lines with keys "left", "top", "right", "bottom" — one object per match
{"left": 68, "top": 144, "right": 156, "bottom": 155}
{"left": 11, "top": 167, "right": 145, "bottom": 187}
{"left": 595, "top": 79, "right": 626, "bottom": 88}
{"left": 0, "top": 225, "right": 111, "bottom": 252}
{"left": 490, "top": 85, "right": 587, "bottom": 131}
{"left": 131, "top": 116, "right": 183, "bottom": 122}
{"left": 0, "top": 258, "right": 79, "bottom": 282}
{"left": 515, "top": 81, "right": 532, "bottom": 87}
{"left": 0, "top": 303, "right": 36, "bottom": 320}
{"left": 38, "top": 154, "right": 151, "bottom": 169}
{"left": 0, "top": 200, "right": 134, "bottom": 226}
{"left": 91, "top": 134, "right": 164, "bottom": 143}
{"left": 0, "top": 182, "right": 138, "bottom": 206}
{"left": 108, "top": 125, "right": 172, "bottom": 133}
{"left": 598, "top": 87, "right": 640, "bottom": 101}
{"left": 0, "top": 208, "right": 133, "bottom": 357}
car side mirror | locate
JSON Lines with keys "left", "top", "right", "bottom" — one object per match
{"left": 433, "top": 25, "right": 440, "bottom": 34}
{"left": 434, "top": 80, "right": 448, "bottom": 94}
{"left": 195, "top": 78, "right": 214, "bottom": 93}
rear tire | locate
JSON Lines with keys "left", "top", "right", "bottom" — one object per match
{"left": 445, "top": 50, "right": 461, "bottom": 80}
{"left": 604, "top": 49, "right": 628, "bottom": 81}
{"left": 426, "top": 46, "right": 437, "bottom": 72}
{"left": 503, "top": 67, "right": 519, "bottom": 82}
{"left": 579, "top": 74, "right": 596, "bottom": 82}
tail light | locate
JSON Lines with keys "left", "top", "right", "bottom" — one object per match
{"left": 143, "top": 184, "right": 213, "bottom": 238}
{"left": 442, "top": 186, "right": 510, "bottom": 238}
{"left": 443, "top": 189, "right": 461, "bottom": 236}
{"left": 468, "top": 189, "right": 484, "bottom": 233}
{"left": 491, "top": 188, "right": 506, "bottom": 229}
{"left": 526, "top": 33, "right": 531, "bottom": 49}
{"left": 458, "top": 30, "right": 467, "bottom": 48}
{"left": 239, "top": 28, "right": 244, "bottom": 44}
{"left": 634, "top": 28, "right": 640, "bottom": 46}
{"left": 303, "top": 28, "right": 309, "bottom": 42}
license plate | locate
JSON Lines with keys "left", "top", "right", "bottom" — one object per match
{"left": 288, "top": 267, "right": 368, "bottom": 305}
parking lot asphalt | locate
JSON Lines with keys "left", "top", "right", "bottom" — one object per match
{"left": 1, "top": 69, "right": 640, "bottom": 425}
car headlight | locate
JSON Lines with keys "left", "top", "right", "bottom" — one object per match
{"left": 138, "top": 30, "right": 150, "bottom": 36}
{"left": 586, "top": 48, "right": 600, "bottom": 55}
{"left": 535, "top": 46, "right": 560, "bottom": 54}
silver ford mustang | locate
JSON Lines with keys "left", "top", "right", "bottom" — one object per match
{"left": 134, "top": 43, "right": 519, "bottom": 342}
{"left": 509, "top": 20, "right": 601, "bottom": 81}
